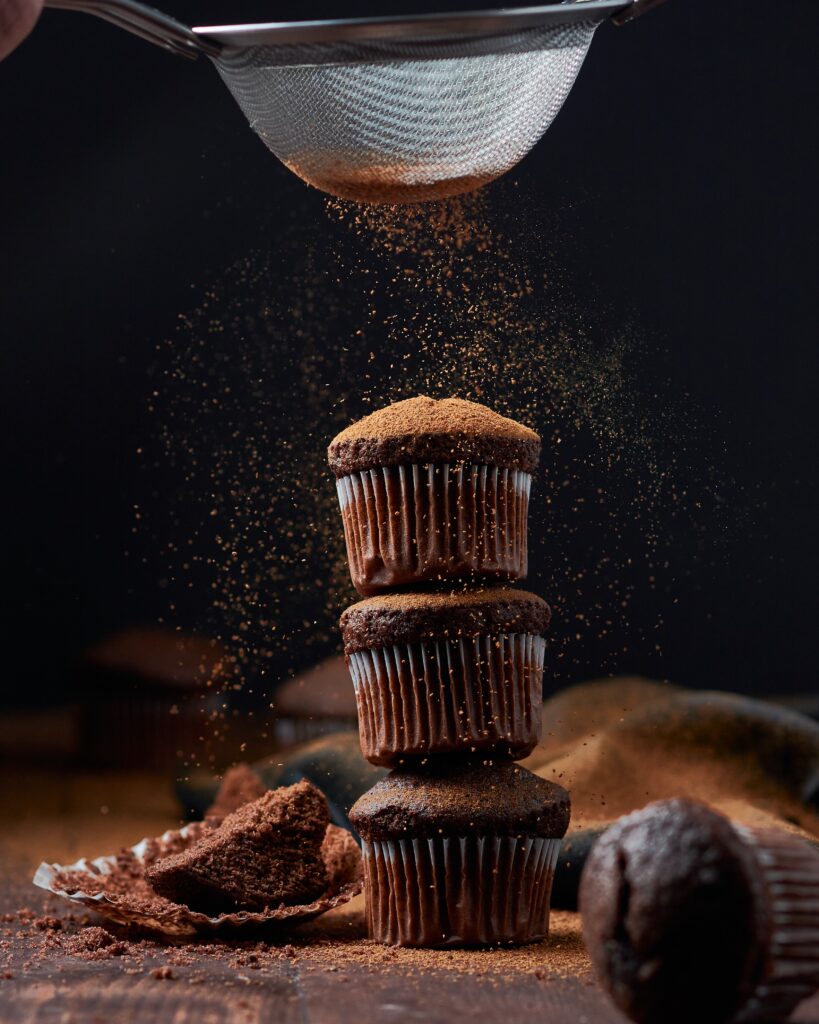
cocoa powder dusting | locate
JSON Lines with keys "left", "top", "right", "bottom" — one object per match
{"left": 142, "top": 184, "right": 739, "bottom": 765}
{"left": 330, "top": 395, "right": 538, "bottom": 446}
{"left": 65, "top": 926, "right": 128, "bottom": 960}
{"left": 2, "top": 898, "right": 590, "bottom": 983}
{"left": 283, "top": 160, "right": 496, "bottom": 205}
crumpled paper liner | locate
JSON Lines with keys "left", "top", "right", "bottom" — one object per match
{"left": 33, "top": 822, "right": 363, "bottom": 938}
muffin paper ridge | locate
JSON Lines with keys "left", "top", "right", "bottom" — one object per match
{"left": 348, "top": 632, "right": 545, "bottom": 765}
{"left": 362, "top": 834, "right": 560, "bottom": 947}
{"left": 733, "top": 825, "right": 819, "bottom": 1022}
{"left": 336, "top": 462, "right": 531, "bottom": 595}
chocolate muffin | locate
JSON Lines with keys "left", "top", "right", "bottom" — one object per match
{"left": 341, "top": 587, "right": 550, "bottom": 766}
{"left": 146, "top": 780, "right": 329, "bottom": 914}
{"left": 580, "top": 798, "right": 819, "bottom": 1024}
{"left": 273, "top": 655, "right": 358, "bottom": 748}
{"left": 78, "top": 626, "right": 227, "bottom": 770}
{"left": 328, "top": 396, "right": 540, "bottom": 596}
{"left": 349, "top": 760, "right": 570, "bottom": 947}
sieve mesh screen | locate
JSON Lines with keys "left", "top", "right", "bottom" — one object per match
{"left": 214, "top": 22, "right": 597, "bottom": 203}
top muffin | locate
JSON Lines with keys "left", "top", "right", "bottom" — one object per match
{"left": 328, "top": 396, "right": 541, "bottom": 477}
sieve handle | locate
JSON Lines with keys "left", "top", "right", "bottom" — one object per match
{"left": 612, "top": 0, "right": 669, "bottom": 25}
{"left": 43, "top": 0, "right": 221, "bottom": 59}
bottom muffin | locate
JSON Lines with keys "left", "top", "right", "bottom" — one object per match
{"left": 349, "top": 760, "right": 570, "bottom": 947}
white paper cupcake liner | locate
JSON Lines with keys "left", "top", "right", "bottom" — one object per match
{"left": 733, "top": 825, "right": 819, "bottom": 1022}
{"left": 348, "top": 632, "right": 545, "bottom": 765}
{"left": 362, "top": 834, "right": 561, "bottom": 947}
{"left": 33, "top": 822, "right": 362, "bottom": 938}
{"left": 336, "top": 463, "right": 531, "bottom": 595}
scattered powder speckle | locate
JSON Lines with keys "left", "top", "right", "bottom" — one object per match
{"left": 140, "top": 184, "right": 740, "bottom": 768}
{"left": 65, "top": 926, "right": 128, "bottom": 960}
{"left": 3, "top": 899, "right": 590, "bottom": 983}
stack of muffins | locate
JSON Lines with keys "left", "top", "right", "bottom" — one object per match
{"left": 328, "top": 396, "right": 570, "bottom": 947}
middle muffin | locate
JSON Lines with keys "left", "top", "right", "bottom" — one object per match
{"left": 341, "top": 586, "right": 550, "bottom": 766}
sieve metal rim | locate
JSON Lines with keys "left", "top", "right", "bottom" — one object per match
{"left": 193, "top": 1, "right": 629, "bottom": 51}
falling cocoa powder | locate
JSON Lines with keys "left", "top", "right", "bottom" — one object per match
{"left": 143, "top": 183, "right": 739, "bottom": 763}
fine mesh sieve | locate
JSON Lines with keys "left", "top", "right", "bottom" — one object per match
{"left": 211, "top": 24, "right": 597, "bottom": 203}
{"left": 42, "top": 0, "right": 667, "bottom": 204}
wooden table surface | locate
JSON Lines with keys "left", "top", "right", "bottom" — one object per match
{"left": 1, "top": 770, "right": 817, "bottom": 1024}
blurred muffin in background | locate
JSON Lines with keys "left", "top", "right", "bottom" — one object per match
{"left": 272, "top": 655, "right": 357, "bottom": 749}
{"left": 77, "top": 626, "right": 227, "bottom": 771}
{"left": 204, "top": 762, "right": 267, "bottom": 824}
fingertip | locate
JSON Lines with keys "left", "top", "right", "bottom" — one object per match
{"left": 0, "top": 0, "right": 44, "bottom": 61}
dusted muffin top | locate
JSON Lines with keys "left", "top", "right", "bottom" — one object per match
{"left": 340, "top": 587, "right": 550, "bottom": 654}
{"left": 580, "top": 798, "right": 765, "bottom": 1024}
{"left": 327, "top": 396, "right": 541, "bottom": 476}
{"left": 349, "top": 760, "right": 570, "bottom": 840}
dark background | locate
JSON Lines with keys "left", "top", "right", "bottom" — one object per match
{"left": 1, "top": 0, "right": 817, "bottom": 712}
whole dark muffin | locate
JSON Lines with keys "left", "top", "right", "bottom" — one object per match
{"left": 350, "top": 760, "right": 570, "bottom": 947}
{"left": 328, "top": 396, "right": 540, "bottom": 595}
{"left": 341, "top": 587, "right": 551, "bottom": 766}
{"left": 580, "top": 798, "right": 819, "bottom": 1024}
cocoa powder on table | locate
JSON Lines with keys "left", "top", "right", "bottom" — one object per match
{"left": 2, "top": 901, "right": 590, "bottom": 983}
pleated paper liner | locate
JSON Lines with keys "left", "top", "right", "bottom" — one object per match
{"left": 734, "top": 825, "right": 819, "bottom": 1022}
{"left": 362, "top": 834, "right": 561, "bottom": 947}
{"left": 33, "top": 823, "right": 362, "bottom": 938}
{"left": 336, "top": 463, "right": 531, "bottom": 596}
{"left": 348, "top": 632, "right": 545, "bottom": 766}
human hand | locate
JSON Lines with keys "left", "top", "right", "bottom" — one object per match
{"left": 0, "top": 0, "right": 43, "bottom": 60}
